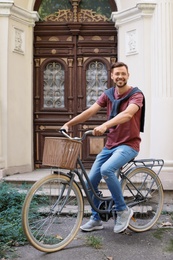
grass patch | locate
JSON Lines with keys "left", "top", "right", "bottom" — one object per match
{"left": 170, "top": 213, "right": 173, "bottom": 221}
{"left": 153, "top": 228, "right": 172, "bottom": 240}
{"left": 86, "top": 235, "right": 103, "bottom": 249}
{"left": 161, "top": 211, "right": 173, "bottom": 220}
{"left": 165, "top": 239, "right": 173, "bottom": 253}
{"left": 0, "top": 181, "right": 30, "bottom": 259}
{"left": 152, "top": 228, "right": 166, "bottom": 240}
{"left": 153, "top": 228, "right": 173, "bottom": 253}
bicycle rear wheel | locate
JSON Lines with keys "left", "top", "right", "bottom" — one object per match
{"left": 121, "top": 167, "right": 163, "bottom": 232}
{"left": 22, "top": 173, "right": 84, "bottom": 252}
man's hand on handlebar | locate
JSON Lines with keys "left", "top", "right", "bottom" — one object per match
{"left": 60, "top": 124, "right": 69, "bottom": 133}
{"left": 60, "top": 124, "right": 108, "bottom": 139}
{"left": 93, "top": 125, "right": 108, "bottom": 136}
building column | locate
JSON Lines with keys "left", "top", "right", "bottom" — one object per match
{"left": 111, "top": 2, "right": 156, "bottom": 156}
{"left": 0, "top": 1, "right": 13, "bottom": 176}
{"left": 0, "top": 1, "right": 39, "bottom": 176}
{"left": 150, "top": 0, "right": 173, "bottom": 171}
{"left": 112, "top": 1, "right": 173, "bottom": 172}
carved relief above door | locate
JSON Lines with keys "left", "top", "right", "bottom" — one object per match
{"left": 34, "top": 0, "right": 117, "bottom": 168}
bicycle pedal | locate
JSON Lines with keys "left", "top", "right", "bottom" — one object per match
{"left": 131, "top": 216, "right": 136, "bottom": 222}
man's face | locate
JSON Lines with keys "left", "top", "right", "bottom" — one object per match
{"left": 111, "top": 66, "right": 129, "bottom": 88}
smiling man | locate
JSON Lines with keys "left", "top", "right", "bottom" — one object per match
{"left": 61, "top": 62, "right": 145, "bottom": 234}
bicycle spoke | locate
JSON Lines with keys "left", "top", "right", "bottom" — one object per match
{"left": 22, "top": 174, "right": 83, "bottom": 252}
{"left": 122, "top": 168, "right": 163, "bottom": 232}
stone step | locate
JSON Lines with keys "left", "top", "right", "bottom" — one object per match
{"left": 2, "top": 168, "right": 173, "bottom": 189}
{"left": 2, "top": 168, "right": 173, "bottom": 212}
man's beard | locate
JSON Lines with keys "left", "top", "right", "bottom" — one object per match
{"left": 116, "top": 80, "right": 127, "bottom": 88}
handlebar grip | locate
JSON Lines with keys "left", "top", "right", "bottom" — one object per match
{"left": 59, "top": 129, "right": 67, "bottom": 133}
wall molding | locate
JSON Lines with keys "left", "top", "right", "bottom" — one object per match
{"left": 0, "top": 1, "right": 39, "bottom": 26}
{"left": 111, "top": 2, "right": 157, "bottom": 27}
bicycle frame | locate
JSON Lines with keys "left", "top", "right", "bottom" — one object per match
{"left": 67, "top": 157, "right": 113, "bottom": 215}
{"left": 57, "top": 156, "right": 164, "bottom": 217}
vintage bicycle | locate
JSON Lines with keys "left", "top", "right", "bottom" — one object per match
{"left": 22, "top": 130, "right": 164, "bottom": 253}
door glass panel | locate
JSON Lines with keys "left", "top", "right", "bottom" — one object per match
{"left": 86, "top": 61, "right": 108, "bottom": 107}
{"left": 43, "top": 62, "right": 65, "bottom": 108}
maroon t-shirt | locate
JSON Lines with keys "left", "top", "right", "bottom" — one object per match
{"left": 96, "top": 87, "right": 144, "bottom": 152}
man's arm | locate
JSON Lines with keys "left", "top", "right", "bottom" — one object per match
{"left": 61, "top": 102, "right": 102, "bottom": 132}
{"left": 93, "top": 103, "right": 139, "bottom": 135}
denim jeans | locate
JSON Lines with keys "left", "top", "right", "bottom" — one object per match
{"left": 86, "top": 145, "right": 138, "bottom": 221}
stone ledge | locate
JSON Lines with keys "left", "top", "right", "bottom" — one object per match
{"left": 3, "top": 168, "right": 173, "bottom": 192}
{"left": 159, "top": 171, "right": 173, "bottom": 191}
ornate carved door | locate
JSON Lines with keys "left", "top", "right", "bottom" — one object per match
{"left": 34, "top": 0, "right": 117, "bottom": 168}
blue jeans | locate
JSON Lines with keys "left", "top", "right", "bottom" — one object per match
{"left": 86, "top": 145, "right": 138, "bottom": 220}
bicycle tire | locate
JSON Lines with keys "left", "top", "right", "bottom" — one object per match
{"left": 121, "top": 167, "right": 164, "bottom": 232}
{"left": 22, "top": 173, "right": 84, "bottom": 252}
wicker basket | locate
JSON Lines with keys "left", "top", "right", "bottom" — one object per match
{"left": 42, "top": 137, "right": 81, "bottom": 170}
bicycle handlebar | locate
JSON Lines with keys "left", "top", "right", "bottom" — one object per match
{"left": 59, "top": 129, "right": 93, "bottom": 141}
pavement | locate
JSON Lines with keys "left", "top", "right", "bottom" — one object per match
{"left": 3, "top": 169, "right": 173, "bottom": 259}
{"left": 14, "top": 214, "right": 173, "bottom": 260}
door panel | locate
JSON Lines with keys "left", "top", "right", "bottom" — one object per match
{"left": 34, "top": 1, "right": 117, "bottom": 168}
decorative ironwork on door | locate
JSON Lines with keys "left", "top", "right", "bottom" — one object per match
{"left": 86, "top": 61, "right": 108, "bottom": 107}
{"left": 38, "top": 0, "right": 113, "bottom": 22}
{"left": 43, "top": 62, "right": 65, "bottom": 108}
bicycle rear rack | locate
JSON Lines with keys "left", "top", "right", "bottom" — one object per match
{"left": 121, "top": 158, "right": 164, "bottom": 176}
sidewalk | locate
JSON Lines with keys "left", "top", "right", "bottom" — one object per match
{"left": 15, "top": 214, "right": 173, "bottom": 260}
{"left": 2, "top": 169, "right": 173, "bottom": 260}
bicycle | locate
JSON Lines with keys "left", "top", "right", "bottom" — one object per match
{"left": 22, "top": 130, "right": 164, "bottom": 253}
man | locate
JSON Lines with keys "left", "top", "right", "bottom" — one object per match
{"left": 61, "top": 62, "right": 145, "bottom": 233}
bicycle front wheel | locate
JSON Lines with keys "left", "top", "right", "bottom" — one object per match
{"left": 22, "top": 173, "right": 84, "bottom": 252}
{"left": 121, "top": 167, "right": 164, "bottom": 232}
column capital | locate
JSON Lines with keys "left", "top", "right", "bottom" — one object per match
{"left": 0, "top": 1, "right": 14, "bottom": 16}
{"left": 11, "top": 5, "right": 39, "bottom": 26}
{"left": 0, "top": 1, "right": 39, "bottom": 26}
{"left": 112, "top": 2, "right": 157, "bottom": 27}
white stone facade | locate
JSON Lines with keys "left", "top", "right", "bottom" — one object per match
{"left": 0, "top": 0, "right": 39, "bottom": 175}
{"left": 0, "top": 0, "right": 173, "bottom": 176}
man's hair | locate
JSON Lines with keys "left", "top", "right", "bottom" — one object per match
{"left": 111, "top": 62, "right": 128, "bottom": 72}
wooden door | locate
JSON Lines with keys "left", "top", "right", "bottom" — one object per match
{"left": 33, "top": 0, "right": 117, "bottom": 168}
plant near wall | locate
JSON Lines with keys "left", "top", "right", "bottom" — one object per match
{"left": 0, "top": 181, "right": 28, "bottom": 259}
